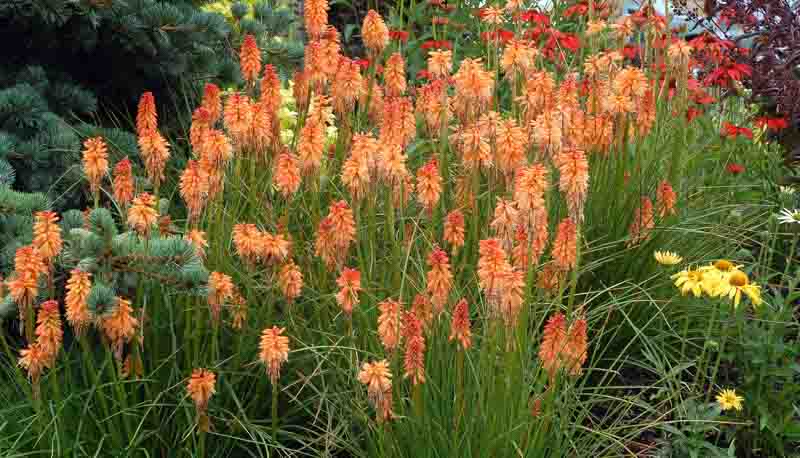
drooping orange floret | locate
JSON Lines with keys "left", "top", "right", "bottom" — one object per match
{"left": 628, "top": 196, "right": 655, "bottom": 246}
{"left": 278, "top": 260, "right": 303, "bottom": 304}
{"left": 538, "top": 263, "right": 565, "bottom": 292}
{"left": 259, "top": 326, "right": 290, "bottom": 384}
{"left": 250, "top": 102, "right": 274, "bottom": 154}
{"left": 656, "top": 180, "right": 677, "bottom": 217}
{"left": 554, "top": 149, "right": 589, "bottom": 223}
{"left": 296, "top": 116, "right": 326, "bottom": 175}
{"left": 82, "top": 137, "right": 109, "bottom": 195}
{"left": 127, "top": 193, "right": 159, "bottom": 236}
{"left": 304, "top": 0, "right": 329, "bottom": 40}
{"left": 34, "top": 300, "right": 62, "bottom": 363}
{"left": 239, "top": 34, "right": 262, "bottom": 82}
{"left": 336, "top": 268, "right": 361, "bottom": 316}
{"left": 613, "top": 67, "right": 649, "bottom": 100}
{"left": 179, "top": 160, "right": 209, "bottom": 224}
{"left": 380, "top": 96, "right": 416, "bottom": 149}
{"left": 384, "top": 52, "right": 407, "bottom": 97}
{"left": 449, "top": 298, "right": 472, "bottom": 350}
{"left": 101, "top": 297, "right": 138, "bottom": 361}
{"left": 490, "top": 198, "right": 519, "bottom": 249}
{"left": 443, "top": 209, "right": 466, "bottom": 251}
{"left": 260, "top": 65, "right": 282, "bottom": 115}
{"left": 411, "top": 293, "right": 433, "bottom": 329}
{"left": 232, "top": 223, "right": 262, "bottom": 266}
{"left": 8, "top": 272, "right": 38, "bottom": 312}
{"left": 112, "top": 157, "right": 135, "bottom": 206}
{"left": 15, "top": 245, "right": 46, "bottom": 281}
{"left": 207, "top": 272, "right": 234, "bottom": 324}
{"left": 18, "top": 343, "right": 49, "bottom": 394}
{"left": 477, "top": 238, "right": 512, "bottom": 303}
{"left": 500, "top": 39, "right": 537, "bottom": 79}
{"left": 358, "top": 359, "right": 393, "bottom": 422}
{"left": 223, "top": 92, "right": 255, "bottom": 147}
{"left": 416, "top": 158, "right": 442, "bottom": 214}
{"left": 273, "top": 151, "right": 302, "bottom": 197}
{"left": 187, "top": 368, "right": 216, "bottom": 431}
{"left": 539, "top": 313, "right": 588, "bottom": 379}
{"left": 331, "top": 57, "right": 366, "bottom": 117}
{"left": 185, "top": 230, "right": 208, "bottom": 259}
{"left": 551, "top": 218, "right": 578, "bottom": 270}
{"left": 514, "top": 164, "right": 549, "bottom": 226}
{"left": 136, "top": 92, "right": 157, "bottom": 137}
{"left": 65, "top": 269, "right": 92, "bottom": 336}
{"left": 416, "top": 79, "right": 451, "bottom": 137}
{"left": 427, "top": 49, "right": 453, "bottom": 79}
{"left": 259, "top": 232, "right": 292, "bottom": 265}
{"left": 495, "top": 118, "right": 527, "bottom": 179}
{"left": 499, "top": 268, "right": 525, "bottom": 326}
{"left": 452, "top": 58, "right": 495, "bottom": 119}
{"left": 201, "top": 83, "right": 222, "bottom": 124}
{"left": 33, "top": 211, "right": 62, "bottom": 264}
{"left": 426, "top": 246, "right": 452, "bottom": 315}
{"left": 402, "top": 311, "right": 426, "bottom": 386}
{"left": 362, "top": 9, "right": 389, "bottom": 55}
{"left": 328, "top": 200, "right": 356, "bottom": 253}
{"left": 230, "top": 287, "right": 247, "bottom": 330}
{"left": 517, "top": 71, "right": 556, "bottom": 122}
{"left": 377, "top": 298, "right": 402, "bottom": 353}
{"left": 342, "top": 147, "right": 371, "bottom": 202}
{"left": 138, "top": 128, "right": 170, "bottom": 190}
{"left": 201, "top": 129, "right": 234, "bottom": 166}
{"left": 451, "top": 122, "right": 492, "bottom": 170}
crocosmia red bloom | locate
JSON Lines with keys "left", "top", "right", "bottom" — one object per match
{"left": 422, "top": 40, "right": 453, "bottom": 50}
{"left": 519, "top": 10, "right": 550, "bottom": 26}
{"left": 417, "top": 70, "right": 432, "bottom": 80}
{"left": 686, "top": 107, "right": 702, "bottom": 123}
{"left": 481, "top": 29, "right": 514, "bottom": 44}
{"left": 726, "top": 163, "right": 745, "bottom": 175}
{"left": 755, "top": 116, "right": 789, "bottom": 131}
{"left": 622, "top": 45, "right": 640, "bottom": 60}
{"left": 721, "top": 122, "right": 753, "bottom": 140}
{"left": 564, "top": 3, "right": 588, "bottom": 18}
{"left": 389, "top": 30, "right": 410, "bottom": 42}
{"left": 354, "top": 59, "right": 370, "bottom": 70}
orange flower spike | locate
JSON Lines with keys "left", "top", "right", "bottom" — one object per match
{"left": 65, "top": 269, "right": 92, "bottom": 336}
{"left": 552, "top": 218, "right": 578, "bottom": 271}
{"left": 82, "top": 137, "right": 109, "bottom": 196}
{"left": 499, "top": 269, "right": 525, "bottom": 326}
{"left": 260, "top": 232, "right": 292, "bottom": 265}
{"left": 554, "top": 148, "right": 589, "bottom": 223}
{"left": 240, "top": 34, "right": 262, "bottom": 83}
{"left": 179, "top": 160, "right": 210, "bottom": 223}
{"left": 539, "top": 312, "right": 588, "bottom": 379}
{"left": 33, "top": 211, "right": 62, "bottom": 264}
{"left": 34, "top": 300, "right": 62, "bottom": 363}
{"left": 377, "top": 298, "right": 402, "bottom": 353}
{"left": 304, "top": 0, "right": 329, "bottom": 40}
{"left": 416, "top": 158, "right": 442, "bottom": 215}
{"left": 336, "top": 268, "right": 362, "bottom": 316}
{"left": 273, "top": 151, "right": 301, "bottom": 197}
{"left": 477, "top": 238, "right": 512, "bottom": 298}
{"left": 187, "top": 368, "right": 216, "bottom": 432}
{"left": 402, "top": 311, "right": 426, "bottom": 386}
{"left": 296, "top": 116, "right": 326, "bottom": 175}
{"left": 112, "top": 157, "right": 135, "bottom": 206}
{"left": 426, "top": 246, "right": 453, "bottom": 316}
{"left": 427, "top": 49, "right": 453, "bottom": 79}
{"left": 449, "top": 298, "right": 472, "bottom": 350}
{"left": 384, "top": 52, "right": 407, "bottom": 97}
{"left": 628, "top": 196, "right": 655, "bottom": 246}
{"left": 260, "top": 65, "right": 282, "bottom": 114}
{"left": 127, "top": 193, "right": 159, "bottom": 236}
{"left": 101, "top": 297, "right": 138, "bottom": 361}
{"left": 278, "top": 260, "right": 304, "bottom": 304}
{"left": 327, "top": 200, "right": 356, "bottom": 253}
{"left": 443, "top": 210, "right": 466, "bottom": 251}
{"left": 657, "top": 180, "right": 677, "bottom": 217}
{"left": 362, "top": 9, "right": 389, "bottom": 56}
{"left": 514, "top": 163, "right": 549, "bottom": 223}
{"left": 259, "top": 326, "right": 290, "bottom": 384}
{"left": 495, "top": 118, "right": 527, "bottom": 178}
{"left": 490, "top": 198, "right": 519, "bottom": 248}
{"left": 223, "top": 92, "right": 255, "bottom": 147}
{"left": 201, "top": 83, "right": 222, "bottom": 124}
{"left": 358, "top": 359, "right": 393, "bottom": 423}
{"left": 8, "top": 272, "right": 38, "bottom": 311}
{"left": 14, "top": 245, "right": 46, "bottom": 280}
{"left": 207, "top": 272, "right": 234, "bottom": 325}
{"left": 232, "top": 223, "right": 262, "bottom": 265}
{"left": 137, "top": 128, "right": 170, "bottom": 190}
{"left": 332, "top": 57, "right": 366, "bottom": 116}
{"left": 136, "top": 92, "right": 157, "bottom": 137}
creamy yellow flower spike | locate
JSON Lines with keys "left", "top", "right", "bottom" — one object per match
{"left": 654, "top": 251, "right": 682, "bottom": 265}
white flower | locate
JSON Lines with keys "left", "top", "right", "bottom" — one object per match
{"left": 779, "top": 186, "right": 796, "bottom": 195}
{"left": 777, "top": 208, "right": 800, "bottom": 225}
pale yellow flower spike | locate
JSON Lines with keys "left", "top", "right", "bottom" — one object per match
{"left": 654, "top": 251, "right": 682, "bottom": 266}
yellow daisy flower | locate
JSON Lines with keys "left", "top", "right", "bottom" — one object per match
{"left": 715, "top": 270, "right": 763, "bottom": 308}
{"left": 654, "top": 251, "right": 683, "bottom": 265}
{"left": 671, "top": 268, "right": 715, "bottom": 297}
{"left": 716, "top": 388, "right": 743, "bottom": 411}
